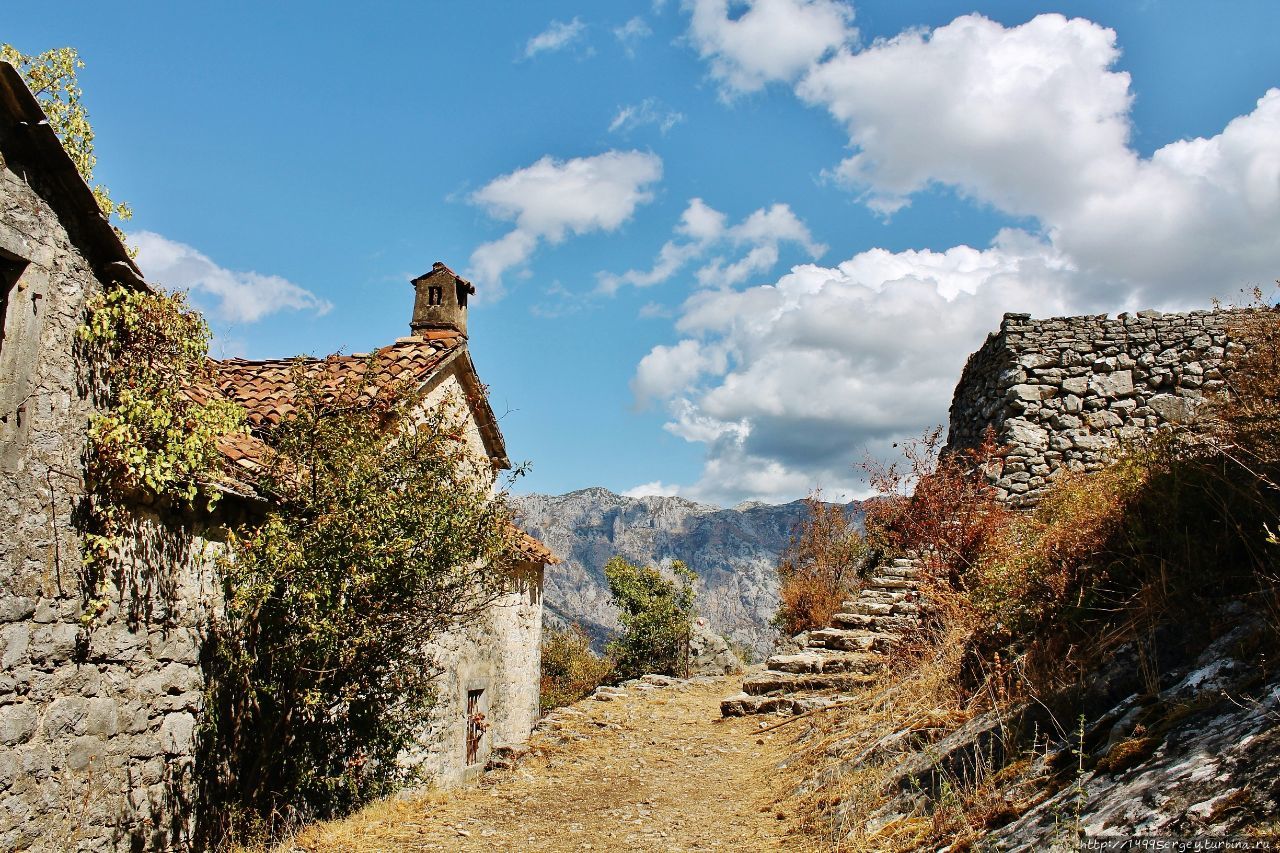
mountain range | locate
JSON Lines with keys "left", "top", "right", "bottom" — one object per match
{"left": 513, "top": 487, "right": 857, "bottom": 659}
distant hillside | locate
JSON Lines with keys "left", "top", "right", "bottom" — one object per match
{"left": 513, "top": 488, "right": 862, "bottom": 658}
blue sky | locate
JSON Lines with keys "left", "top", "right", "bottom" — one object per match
{"left": 6, "top": 1, "right": 1279, "bottom": 505}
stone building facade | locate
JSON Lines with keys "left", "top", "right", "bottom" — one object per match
{"left": 0, "top": 62, "right": 551, "bottom": 851}
{"left": 947, "top": 308, "right": 1247, "bottom": 506}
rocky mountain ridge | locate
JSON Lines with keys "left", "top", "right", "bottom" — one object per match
{"left": 513, "top": 488, "right": 857, "bottom": 658}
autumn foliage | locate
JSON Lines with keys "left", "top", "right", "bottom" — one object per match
{"left": 774, "top": 494, "right": 866, "bottom": 636}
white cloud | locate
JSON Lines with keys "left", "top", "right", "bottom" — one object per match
{"left": 524, "top": 17, "right": 587, "bottom": 58}
{"left": 614, "top": 16, "right": 653, "bottom": 56}
{"left": 622, "top": 480, "right": 682, "bottom": 498}
{"left": 469, "top": 150, "right": 663, "bottom": 289}
{"left": 677, "top": 197, "right": 728, "bottom": 242}
{"left": 598, "top": 197, "right": 825, "bottom": 293}
{"left": 792, "top": 12, "right": 1280, "bottom": 304}
{"left": 130, "top": 230, "right": 332, "bottom": 324}
{"left": 633, "top": 338, "right": 728, "bottom": 406}
{"left": 685, "top": 0, "right": 856, "bottom": 96}
{"left": 658, "top": 7, "right": 1280, "bottom": 503}
{"left": 608, "top": 98, "right": 685, "bottom": 135}
{"left": 634, "top": 232, "right": 1097, "bottom": 504}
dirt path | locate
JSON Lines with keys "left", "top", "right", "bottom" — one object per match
{"left": 288, "top": 675, "right": 813, "bottom": 852}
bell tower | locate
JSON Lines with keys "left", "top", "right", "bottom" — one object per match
{"left": 410, "top": 262, "right": 474, "bottom": 337}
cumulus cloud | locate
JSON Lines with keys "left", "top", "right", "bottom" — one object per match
{"left": 608, "top": 98, "right": 685, "bottom": 135}
{"left": 131, "top": 230, "right": 332, "bottom": 324}
{"left": 469, "top": 151, "right": 663, "bottom": 290}
{"left": 524, "top": 17, "right": 587, "bottom": 58}
{"left": 653, "top": 7, "right": 1280, "bottom": 502}
{"left": 634, "top": 232, "right": 1100, "bottom": 504}
{"left": 792, "top": 12, "right": 1280, "bottom": 303}
{"left": 622, "top": 480, "right": 681, "bottom": 498}
{"left": 685, "top": 0, "right": 856, "bottom": 96}
{"left": 598, "top": 198, "right": 825, "bottom": 294}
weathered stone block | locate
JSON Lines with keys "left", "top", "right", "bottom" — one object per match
{"left": 1088, "top": 370, "right": 1134, "bottom": 398}
{"left": 43, "top": 696, "right": 87, "bottom": 738}
{"left": 83, "top": 698, "right": 119, "bottom": 738}
{"left": 159, "top": 712, "right": 195, "bottom": 755}
{"left": 1084, "top": 410, "right": 1123, "bottom": 430}
{"left": 0, "top": 704, "right": 37, "bottom": 746}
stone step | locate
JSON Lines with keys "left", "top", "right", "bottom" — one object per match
{"left": 847, "top": 600, "right": 921, "bottom": 617}
{"left": 866, "top": 576, "right": 919, "bottom": 590}
{"left": 877, "top": 565, "right": 918, "bottom": 579}
{"left": 742, "top": 669, "right": 881, "bottom": 696}
{"left": 831, "top": 612, "right": 922, "bottom": 633}
{"left": 721, "top": 690, "right": 852, "bottom": 717}
{"left": 805, "top": 628, "right": 901, "bottom": 653}
{"left": 853, "top": 589, "right": 912, "bottom": 605}
{"left": 766, "top": 650, "right": 887, "bottom": 675}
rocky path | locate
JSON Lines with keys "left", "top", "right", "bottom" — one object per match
{"left": 287, "top": 676, "right": 811, "bottom": 853}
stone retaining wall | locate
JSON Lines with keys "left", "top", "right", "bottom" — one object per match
{"left": 946, "top": 309, "right": 1251, "bottom": 507}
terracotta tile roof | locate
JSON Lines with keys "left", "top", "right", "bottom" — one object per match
{"left": 196, "top": 330, "right": 556, "bottom": 565}
{"left": 212, "top": 330, "right": 466, "bottom": 429}
{"left": 511, "top": 526, "right": 561, "bottom": 565}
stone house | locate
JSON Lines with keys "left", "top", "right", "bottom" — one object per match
{"left": 0, "top": 61, "right": 553, "bottom": 852}
{"left": 947, "top": 309, "right": 1249, "bottom": 506}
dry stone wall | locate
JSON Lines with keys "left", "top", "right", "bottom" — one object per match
{"left": 947, "top": 309, "right": 1249, "bottom": 507}
{"left": 0, "top": 140, "right": 221, "bottom": 851}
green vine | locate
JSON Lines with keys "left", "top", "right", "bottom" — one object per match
{"left": 76, "top": 286, "right": 246, "bottom": 615}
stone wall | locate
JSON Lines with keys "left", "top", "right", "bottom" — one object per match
{"left": 1, "top": 67, "right": 548, "bottom": 848}
{"left": 947, "top": 309, "right": 1248, "bottom": 507}
{"left": 0, "top": 130, "right": 220, "bottom": 851}
{"left": 416, "top": 564, "right": 544, "bottom": 786}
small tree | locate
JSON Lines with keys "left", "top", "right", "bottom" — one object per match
{"left": 604, "top": 557, "right": 697, "bottom": 679}
{"left": 539, "top": 623, "right": 613, "bottom": 713}
{"left": 206, "top": 361, "right": 520, "bottom": 839}
{"left": 774, "top": 492, "right": 866, "bottom": 636}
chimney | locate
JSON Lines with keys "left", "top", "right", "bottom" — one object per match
{"left": 410, "top": 262, "right": 474, "bottom": 337}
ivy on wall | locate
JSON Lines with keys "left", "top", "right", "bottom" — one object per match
{"left": 75, "top": 287, "right": 246, "bottom": 619}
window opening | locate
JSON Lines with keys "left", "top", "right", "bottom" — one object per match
{"left": 465, "top": 689, "right": 486, "bottom": 765}
{"left": 0, "top": 254, "right": 26, "bottom": 359}
{"left": 428, "top": 285, "right": 443, "bottom": 306}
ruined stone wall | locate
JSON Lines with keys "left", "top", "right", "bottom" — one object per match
{"left": 0, "top": 140, "right": 221, "bottom": 851}
{"left": 947, "top": 309, "right": 1246, "bottom": 507}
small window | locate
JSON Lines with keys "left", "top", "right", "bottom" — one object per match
{"left": 465, "top": 688, "right": 485, "bottom": 766}
{"left": 0, "top": 253, "right": 26, "bottom": 358}
{"left": 428, "top": 285, "right": 444, "bottom": 307}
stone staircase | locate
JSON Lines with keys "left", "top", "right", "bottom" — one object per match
{"left": 721, "top": 557, "right": 924, "bottom": 716}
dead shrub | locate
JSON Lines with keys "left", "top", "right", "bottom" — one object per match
{"left": 862, "top": 427, "right": 1011, "bottom": 593}
{"left": 539, "top": 623, "right": 613, "bottom": 713}
{"left": 775, "top": 493, "right": 866, "bottom": 635}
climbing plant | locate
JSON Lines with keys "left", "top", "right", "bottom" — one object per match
{"left": 203, "top": 363, "right": 523, "bottom": 841}
{"left": 75, "top": 287, "right": 245, "bottom": 619}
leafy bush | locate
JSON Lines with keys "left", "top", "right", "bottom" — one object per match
{"left": 205, "top": 362, "right": 520, "bottom": 841}
{"left": 774, "top": 493, "right": 866, "bottom": 635}
{"left": 539, "top": 624, "right": 613, "bottom": 713}
{"left": 604, "top": 557, "right": 697, "bottom": 680}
